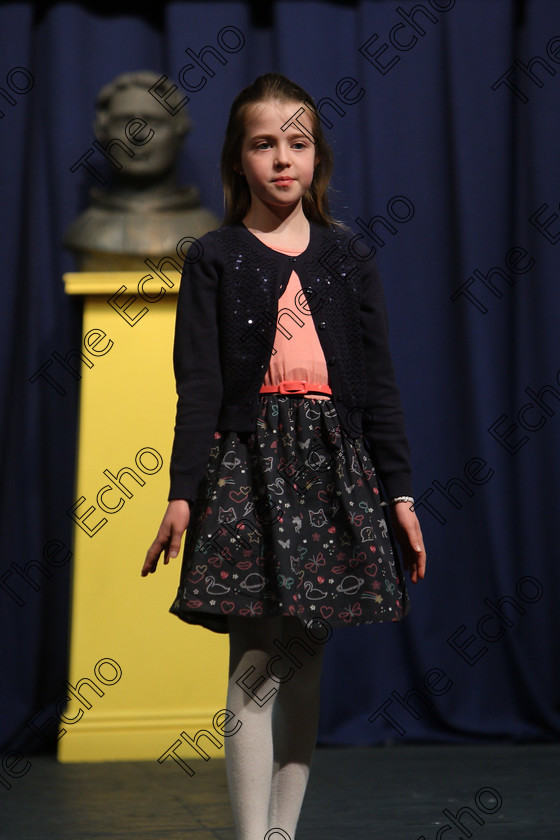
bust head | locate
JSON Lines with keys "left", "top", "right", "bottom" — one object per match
{"left": 63, "top": 70, "right": 220, "bottom": 269}
{"left": 94, "top": 71, "right": 191, "bottom": 185}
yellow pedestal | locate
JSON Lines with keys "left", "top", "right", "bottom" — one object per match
{"left": 59, "top": 272, "right": 228, "bottom": 762}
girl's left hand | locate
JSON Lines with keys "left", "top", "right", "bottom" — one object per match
{"left": 388, "top": 503, "right": 426, "bottom": 583}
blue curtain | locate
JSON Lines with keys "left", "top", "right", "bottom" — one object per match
{"left": 1, "top": 0, "right": 559, "bottom": 754}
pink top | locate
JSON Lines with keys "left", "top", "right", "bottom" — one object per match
{"left": 261, "top": 245, "right": 330, "bottom": 400}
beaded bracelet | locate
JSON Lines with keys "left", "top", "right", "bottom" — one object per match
{"left": 390, "top": 496, "right": 414, "bottom": 506}
{"left": 381, "top": 496, "right": 415, "bottom": 507}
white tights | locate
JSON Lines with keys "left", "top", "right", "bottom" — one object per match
{"left": 225, "top": 615, "right": 326, "bottom": 840}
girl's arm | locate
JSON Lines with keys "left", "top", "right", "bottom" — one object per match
{"left": 142, "top": 236, "right": 223, "bottom": 576}
{"left": 168, "top": 238, "right": 224, "bottom": 502}
{"left": 358, "top": 253, "right": 426, "bottom": 581}
{"left": 358, "top": 254, "right": 412, "bottom": 498}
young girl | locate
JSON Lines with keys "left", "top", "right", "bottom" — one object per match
{"left": 142, "top": 73, "right": 426, "bottom": 840}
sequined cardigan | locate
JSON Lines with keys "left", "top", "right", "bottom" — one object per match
{"left": 168, "top": 221, "right": 413, "bottom": 502}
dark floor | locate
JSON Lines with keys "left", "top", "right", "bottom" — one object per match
{"left": 1, "top": 744, "right": 559, "bottom": 839}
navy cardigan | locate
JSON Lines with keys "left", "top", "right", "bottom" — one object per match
{"left": 168, "top": 221, "right": 413, "bottom": 503}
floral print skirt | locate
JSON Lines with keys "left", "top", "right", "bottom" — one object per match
{"left": 169, "top": 394, "right": 410, "bottom": 633}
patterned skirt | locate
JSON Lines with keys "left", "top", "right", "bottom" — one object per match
{"left": 169, "top": 394, "right": 410, "bottom": 633}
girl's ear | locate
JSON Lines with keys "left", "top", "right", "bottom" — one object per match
{"left": 234, "top": 164, "right": 245, "bottom": 175}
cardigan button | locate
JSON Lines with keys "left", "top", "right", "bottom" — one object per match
{"left": 319, "top": 321, "right": 326, "bottom": 330}
{"left": 289, "top": 257, "right": 297, "bottom": 263}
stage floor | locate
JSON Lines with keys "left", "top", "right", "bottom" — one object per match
{"left": 2, "top": 744, "right": 558, "bottom": 839}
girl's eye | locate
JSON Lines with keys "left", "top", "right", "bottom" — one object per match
{"left": 292, "top": 142, "right": 306, "bottom": 150}
{"left": 256, "top": 141, "right": 271, "bottom": 150}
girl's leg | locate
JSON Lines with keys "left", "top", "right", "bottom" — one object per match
{"left": 226, "top": 614, "right": 326, "bottom": 840}
{"left": 226, "top": 615, "right": 285, "bottom": 840}
{"left": 268, "top": 616, "right": 326, "bottom": 838}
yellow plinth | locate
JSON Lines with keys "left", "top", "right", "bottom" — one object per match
{"left": 59, "top": 272, "right": 228, "bottom": 762}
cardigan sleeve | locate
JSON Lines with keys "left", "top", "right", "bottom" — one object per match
{"left": 358, "top": 255, "right": 413, "bottom": 499}
{"left": 168, "top": 238, "right": 224, "bottom": 501}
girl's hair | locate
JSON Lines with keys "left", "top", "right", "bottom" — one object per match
{"left": 221, "top": 73, "right": 339, "bottom": 228}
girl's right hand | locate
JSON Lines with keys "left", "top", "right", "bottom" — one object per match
{"left": 141, "top": 499, "right": 191, "bottom": 577}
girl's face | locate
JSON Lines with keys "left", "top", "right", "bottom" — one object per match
{"left": 237, "top": 99, "right": 318, "bottom": 216}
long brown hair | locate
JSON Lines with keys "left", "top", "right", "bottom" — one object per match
{"left": 220, "top": 73, "right": 339, "bottom": 228}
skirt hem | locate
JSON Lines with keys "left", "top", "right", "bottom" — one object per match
{"left": 169, "top": 599, "right": 410, "bottom": 635}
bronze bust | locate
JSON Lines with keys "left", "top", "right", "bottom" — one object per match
{"left": 63, "top": 70, "right": 219, "bottom": 270}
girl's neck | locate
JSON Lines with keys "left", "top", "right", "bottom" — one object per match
{"left": 243, "top": 201, "right": 310, "bottom": 249}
